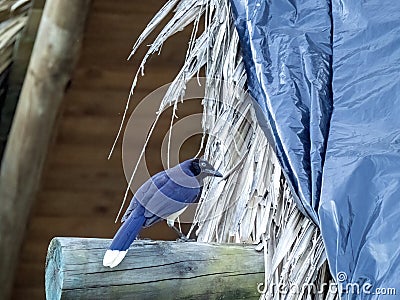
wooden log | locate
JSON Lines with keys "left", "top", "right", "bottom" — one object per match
{"left": 0, "top": 1, "right": 91, "bottom": 299}
{"left": 45, "top": 238, "right": 264, "bottom": 300}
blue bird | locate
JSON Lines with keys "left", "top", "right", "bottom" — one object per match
{"left": 103, "top": 158, "right": 222, "bottom": 268}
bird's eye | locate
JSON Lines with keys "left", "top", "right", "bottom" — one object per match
{"left": 201, "top": 162, "right": 206, "bottom": 167}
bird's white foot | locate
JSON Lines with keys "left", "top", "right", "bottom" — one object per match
{"left": 176, "top": 236, "right": 195, "bottom": 242}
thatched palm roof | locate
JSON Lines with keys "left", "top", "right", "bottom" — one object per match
{"left": 0, "top": 0, "right": 30, "bottom": 74}
{"left": 117, "top": 0, "right": 339, "bottom": 299}
{"left": 0, "top": 0, "right": 31, "bottom": 159}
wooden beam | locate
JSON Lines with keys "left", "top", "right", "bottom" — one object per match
{"left": 0, "top": 1, "right": 91, "bottom": 299}
{"left": 45, "top": 238, "right": 264, "bottom": 300}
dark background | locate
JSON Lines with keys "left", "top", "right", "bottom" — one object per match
{"left": 12, "top": 1, "right": 202, "bottom": 298}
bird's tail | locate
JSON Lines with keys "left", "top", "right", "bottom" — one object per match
{"left": 103, "top": 206, "right": 145, "bottom": 268}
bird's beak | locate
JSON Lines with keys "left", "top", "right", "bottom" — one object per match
{"left": 209, "top": 169, "right": 223, "bottom": 177}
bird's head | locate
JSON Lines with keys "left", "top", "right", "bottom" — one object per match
{"left": 189, "top": 158, "right": 223, "bottom": 178}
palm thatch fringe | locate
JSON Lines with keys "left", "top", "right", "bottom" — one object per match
{"left": 0, "top": 0, "right": 31, "bottom": 74}
{"left": 119, "top": 0, "right": 338, "bottom": 299}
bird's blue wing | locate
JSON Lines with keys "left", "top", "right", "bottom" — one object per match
{"left": 121, "top": 170, "right": 169, "bottom": 222}
{"left": 142, "top": 182, "right": 201, "bottom": 227}
{"left": 122, "top": 165, "right": 202, "bottom": 227}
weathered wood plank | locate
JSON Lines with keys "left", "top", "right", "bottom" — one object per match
{"left": 71, "top": 66, "right": 182, "bottom": 91}
{"left": 0, "top": 1, "right": 90, "bottom": 299}
{"left": 45, "top": 238, "right": 264, "bottom": 300}
{"left": 91, "top": 0, "right": 167, "bottom": 15}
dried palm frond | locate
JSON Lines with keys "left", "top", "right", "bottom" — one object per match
{"left": 121, "top": 0, "right": 338, "bottom": 299}
{"left": 0, "top": 0, "right": 31, "bottom": 74}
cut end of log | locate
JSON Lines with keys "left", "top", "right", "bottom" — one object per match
{"left": 45, "top": 238, "right": 64, "bottom": 300}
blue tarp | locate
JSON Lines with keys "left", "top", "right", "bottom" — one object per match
{"left": 230, "top": 0, "right": 400, "bottom": 298}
